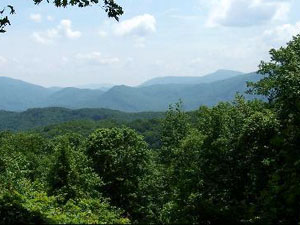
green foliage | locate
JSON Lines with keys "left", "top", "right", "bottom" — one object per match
{"left": 0, "top": 191, "right": 52, "bottom": 224}
{"left": 86, "top": 127, "right": 152, "bottom": 221}
{"left": 248, "top": 34, "right": 300, "bottom": 225}
{"left": 0, "top": 185, "right": 128, "bottom": 224}
{"left": 0, "top": 106, "right": 163, "bottom": 131}
{"left": 248, "top": 34, "right": 300, "bottom": 120}
{"left": 48, "top": 135, "right": 102, "bottom": 202}
{"left": 159, "top": 101, "right": 190, "bottom": 166}
{"left": 0, "top": 132, "right": 129, "bottom": 224}
{"left": 1, "top": 34, "right": 300, "bottom": 224}
{"left": 161, "top": 101, "right": 190, "bottom": 148}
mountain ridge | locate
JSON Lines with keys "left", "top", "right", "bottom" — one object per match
{"left": 140, "top": 69, "right": 244, "bottom": 86}
{"left": 0, "top": 70, "right": 263, "bottom": 112}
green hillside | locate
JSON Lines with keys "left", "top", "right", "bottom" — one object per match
{"left": 0, "top": 107, "right": 164, "bottom": 131}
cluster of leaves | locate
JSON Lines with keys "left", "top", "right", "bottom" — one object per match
{"left": 0, "top": 5, "right": 15, "bottom": 33}
{"left": 32, "top": 0, "right": 123, "bottom": 21}
{"left": 1, "top": 35, "right": 300, "bottom": 224}
{"left": 0, "top": 132, "right": 130, "bottom": 224}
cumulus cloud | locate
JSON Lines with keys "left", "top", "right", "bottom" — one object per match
{"left": 114, "top": 14, "right": 156, "bottom": 37}
{"left": 75, "top": 52, "right": 120, "bottom": 65}
{"left": 58, "top": 20, "right": 81, "bottom": 39}
{"left": 30, "top": 14, "right": 42, "bottom": 23}
{"left": 32, "top": 19, "right": 81, "bottom": 44}
{"left": 113, "top": 14, "right": 156, "bottom": 48}
{"left": 207, "top": 0, "right": 291, "bottom": 27}
{"left": 263, "top": 21, "right": 300, "bottom": 45}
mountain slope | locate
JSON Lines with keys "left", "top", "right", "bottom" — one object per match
{"left": 0, "top": 77, "right": 54, "bottom": 111}
{"left": 98, "top": 72, "right": 262, "bottom": 111}
{"left": 44, "top": 87, "right": 104, "bottom": 108}
{"left": 140, "top": 70, "right": 243, "bottom": 86}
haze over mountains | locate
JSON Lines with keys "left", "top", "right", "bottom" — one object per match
{"left": 140, "top": 70, "right": 243, "bottom": 86}
{"left": 0, "top": 70, "right": 262, "bottom": 112}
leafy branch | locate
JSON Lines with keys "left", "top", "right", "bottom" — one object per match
{"left": 0, "top": 5, "right": 15, "bottom": 33}
{"left": 0, "top": 0, "right": 123, "bottom": 33}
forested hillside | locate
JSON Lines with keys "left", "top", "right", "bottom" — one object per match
{"left": 0, "top": 35, "right": 300, "bottom": 224}
{"left": 0, "top": 107, "right": 163, "bottom": 131}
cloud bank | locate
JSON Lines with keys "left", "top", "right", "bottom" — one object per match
{"left": 32, "top": 19, "right": 81, "bottom": 44}
{"left": 207, "top": 0, "right": 291, "bottom": 27}
{"left": 114, "top": 14, "right": 156, "bottom": 37}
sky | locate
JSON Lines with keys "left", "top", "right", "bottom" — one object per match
{"left": 0, "top": 0, "right": 300, "bottom": 87}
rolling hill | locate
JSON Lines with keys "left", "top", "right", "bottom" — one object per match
{"left": 0, "top": 107, "right": 164, "bottom": 131}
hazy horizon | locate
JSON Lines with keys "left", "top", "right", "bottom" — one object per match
{"left": 1, "top": 0, "right": 300, "bottom": 87}
{"left": 0, "top": 68, "right": 247, "bottom": 88}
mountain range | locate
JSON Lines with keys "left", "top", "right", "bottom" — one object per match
{"left": 0, "top": 70, "right": 263, "bottom": 112}
{"left": 140, "top": 70, "right": 243, "bottom": 86}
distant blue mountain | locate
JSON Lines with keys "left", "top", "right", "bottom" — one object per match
{"left": 140, "top": 70, "right": 244, "bottom": 86}
{"left": 76, "top": 83, "right": 115, "bottom": 91}
{"left": 0, "top": 71, "right": 263, "bottom": 112}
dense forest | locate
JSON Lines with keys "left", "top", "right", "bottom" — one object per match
{"left": 0, "top": 35, "right": 300, "bottom": 224}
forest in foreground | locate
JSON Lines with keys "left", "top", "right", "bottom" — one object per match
{"left": 0, "top": 35, "right": 300, "bottom": 224}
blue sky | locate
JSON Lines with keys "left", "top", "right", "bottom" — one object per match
{"left": 0, "top": 0, "right": 300, "bottom": 87}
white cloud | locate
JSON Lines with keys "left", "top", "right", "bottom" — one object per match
{"left": 98, "top": 30, "right": 108, "bottom": 38}
{"left": 206, "top": 0, "right": 291, "bottom": 27}
{"left": 30, "top": 14, "right": 42, "bottom": 23}
{"left": 114, "top": 14, "right": 156, "bottom": 37}
{"left": 0, "top": 56, "right": 7, "bottom": 65}
{"left": 263, "top": 21, "right": 300, "bottom": 44}
{"left": 32, "top": 19, "right": 81, "bottom": 44}
{"left": 32, "top": 28, "right": 59, "bottom": 44}
{"left": 75, "top": 52, "right": 120, "bottom": 65}
{"left": 59, "top": 19, "right": 81, "bottom": 39}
